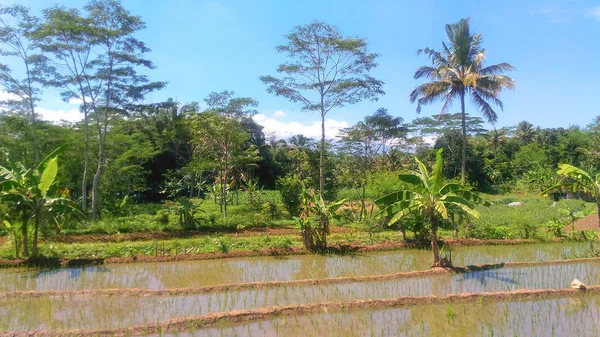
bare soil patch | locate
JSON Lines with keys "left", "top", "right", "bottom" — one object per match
{"left": 569, "top": 213, "right": 599, "bottom": 232}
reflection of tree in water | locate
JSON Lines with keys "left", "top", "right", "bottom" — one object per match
{"left": 29, "top": 266, "right": 110, "bottom": 280}
{"left": 458, "top": 268, "right": 520, "bottom": 288}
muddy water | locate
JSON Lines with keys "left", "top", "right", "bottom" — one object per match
{"left": 151, "top": 294, "right": 600, "bottom": 337}
{"left": 3, "top": 260, "right": 600, "bottom": 331}
{"left": 0, "top": 242, "right": 591, "bottom": 292}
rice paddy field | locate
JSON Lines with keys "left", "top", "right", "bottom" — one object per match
{"left": 1, "top": 242, "right": 599, "bottom": 336}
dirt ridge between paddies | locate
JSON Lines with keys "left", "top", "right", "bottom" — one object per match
{"left": 2, "top": 286, "right": 598, "bottom": 337}
{"left": 3, "top": 257, "right": 600, "bottom": 300}
{"left": 0, "top": 238, "right": 543, "bottom": 268}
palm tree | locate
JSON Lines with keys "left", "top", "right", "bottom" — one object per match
{"left": 0, "top": 148, "right": 83, "bottom": 258}
{"left": 375, "top": 149, "right": 489, "bottom": 267}
{"left": 410, "top": 17, "right": 514, "bottom": 183}
{"left": 515, "top": 121, "right": 535, "bottom": 145}
{"left": 485, "top": 128, "right": 508, "bottom": 154}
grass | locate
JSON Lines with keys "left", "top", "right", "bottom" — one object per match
{"left": 0, "top": 191, "right": 598, "bottom": 260}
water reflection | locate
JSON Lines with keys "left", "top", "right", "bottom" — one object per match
{"left": 0, "top": 242, "right": 592, "bottom": 292}
{"left": 2, "top": 260, "right": 599, "bottom": 331}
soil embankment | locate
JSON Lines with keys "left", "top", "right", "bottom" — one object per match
{"left": 2, "top": 257, "right": 599, "bottom": 299}
{"left": 2, "top": 286, "right": 597, "bottom": 337}
{"left": 0, "top": 238, "right": 540, "bottom": 268}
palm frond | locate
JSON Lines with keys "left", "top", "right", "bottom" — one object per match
{"left": 480, "top": 63, "right": 515, "bottom": 75}
{"left": 470, "top": 91, "right": 498, "bottom": 123}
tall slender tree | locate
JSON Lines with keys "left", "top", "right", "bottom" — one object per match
{"left": 261, "top": 21, "right": 384, "bottom": 250}
{"left": 410, "top": 17, "right": 514, "bottom": 183}
{"left": 0, "top": 5, "right": 47, "bottom": 165}
{"left": 35, "top": 6, "right": 97, "bottom": 211}
{"left": 36, "top": 0, "right": 165, "bottom": 220}
{"left": 87, "top": 0, "right": 165, "bottom": 220}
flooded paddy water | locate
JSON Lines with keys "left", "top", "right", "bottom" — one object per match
{"left": 150, "top": 293, "right": 600, "bottom": 337}
{"left": 2, "top": 259, "right": 600, "bottom": 331}
{"left": 0, "top": 242, "right": 591, "bottom": 292}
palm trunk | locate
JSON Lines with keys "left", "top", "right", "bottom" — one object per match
{"left": 460, "top": 91, "right": 467, "bottom": 183}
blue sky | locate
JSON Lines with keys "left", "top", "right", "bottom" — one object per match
{"left": 3, "top": 0, "right": 600, "bottom": 139}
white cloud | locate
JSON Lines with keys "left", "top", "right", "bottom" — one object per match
{"left": 253, "top": 114, "right": 349, "bottom": 140}
{"left": 589, "top": 6, "right": 600, "bottom": 20}
{"left": 0, "top": 90, "right": 21, "bottom": 102}
{"left": 423, "top": 136, "right": 437, "bottom": 146}
{"left": 273, "top": 110, "right": 285, "bottom": 117}
{"left": 37, "top": 107, "right": 82, "bottom": 123}
{"left": 55, "top": 97, "right": 89, "bottom": 105}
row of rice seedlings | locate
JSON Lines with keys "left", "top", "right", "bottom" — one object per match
{"left": 4, "top": 263, "right": 600, "bottom": 332}
{"left": 145, "top": 294, "right": 600, "bottom": 337}
{"left": 0, "top": 242, "right": 592, "bottom": 293}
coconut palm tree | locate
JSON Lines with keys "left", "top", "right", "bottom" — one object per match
{"left": 410, "top": 17, "right": 514, "bottom": 183}
{"left": 485, "top": 128, "right": 508, "bottom": 154}
{"left": 375, "top": 149, "right": 489, "bottom": 267}
{"left": 515, "top": 121, "right": 535, "bottom": 145}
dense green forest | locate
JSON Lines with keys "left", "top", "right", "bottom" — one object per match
{"left": 1, "top": 1, "right": 598, "bottom": 263}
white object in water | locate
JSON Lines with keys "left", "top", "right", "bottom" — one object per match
{"left": 571, "top": 279, "right": 586, "bottom": 290}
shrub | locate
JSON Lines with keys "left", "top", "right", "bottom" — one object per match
{"left": 276, "top": 175, "right": 303, "bottom": 218}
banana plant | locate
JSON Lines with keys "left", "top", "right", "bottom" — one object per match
{"left": 546, "top": 164, "right": 600, "bottom": 234}
{"left": 0, "top": 147, "right": 84, "bottom": 258}
{"left": 296, "top": 187, "right": 346, "bottom": 251}
{"left": 375, "top": 149, "right": 489, "bottom": 267}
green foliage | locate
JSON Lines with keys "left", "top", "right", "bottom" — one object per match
{"left": 0, "top": 148, "right": 84, "bottom": 257}
{"left": 376, "top": 149, "right": 489, "bottom": 266}
{"left": 173, "top": 198, "right": 204, "bottom": 230}
{"left": 467, "top": 197, "right": 595, "bottom": 239}
{"left": 276, "top": 175, "right": 303, "bottom": 218}
{"left": 296, "top": 187, "right": 346, "bottom": 251}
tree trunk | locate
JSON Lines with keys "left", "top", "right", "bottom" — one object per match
{"left": 91, "top": 137, "right": 104, "bottom": 221}
{"left": 430, "top": 217, "right": 441, "bottom": 267}
{"left": 28, "top": 100, "right": 39, "bottom": 165}
{"left": 596, "top": 202, "right": 600, "bottom": 239}
{"left": 189, "top": 172, "right": 194, "bottom": 199}
{"left": 21, "top": 213, "right": 29, "bottom": 258}
{"left": 82, "top": 111, "right": 89, "bottom": 212}
{"left": 32, "top": 211, "right": 39, "bottom": 259}
{"left": 91, "top": 106, "right": 109, "bottom": 221}
{"left": 318, "top": 112, "right": 327, "bottom": 250}
{"left": 24, "top": 60, "right": 39, "bottom": 165}
{"left": 319, "top": 113, "right": 325, "bottom": 200}
{"left": 460, "top": 91, "right": 467, "bottom": 183}
{"left": 223, "top": 141, "right": 228, "bottom": 218}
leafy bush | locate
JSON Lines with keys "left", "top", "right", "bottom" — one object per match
{"left": 276, "top": 175, "right": 303, "bottom": 218}
{"left": 467, "top": 196, "right": 595, "bottom": 239}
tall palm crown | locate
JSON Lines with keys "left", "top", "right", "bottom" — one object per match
{"left": 410, "top": 18, "right": 514, "bottom": 182}
{"left": 410, "top": 18, "right": 514, "bottom": 121}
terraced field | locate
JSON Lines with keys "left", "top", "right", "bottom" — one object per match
{"left": 1, "top": 242, "right": 598, "bottom": 336}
